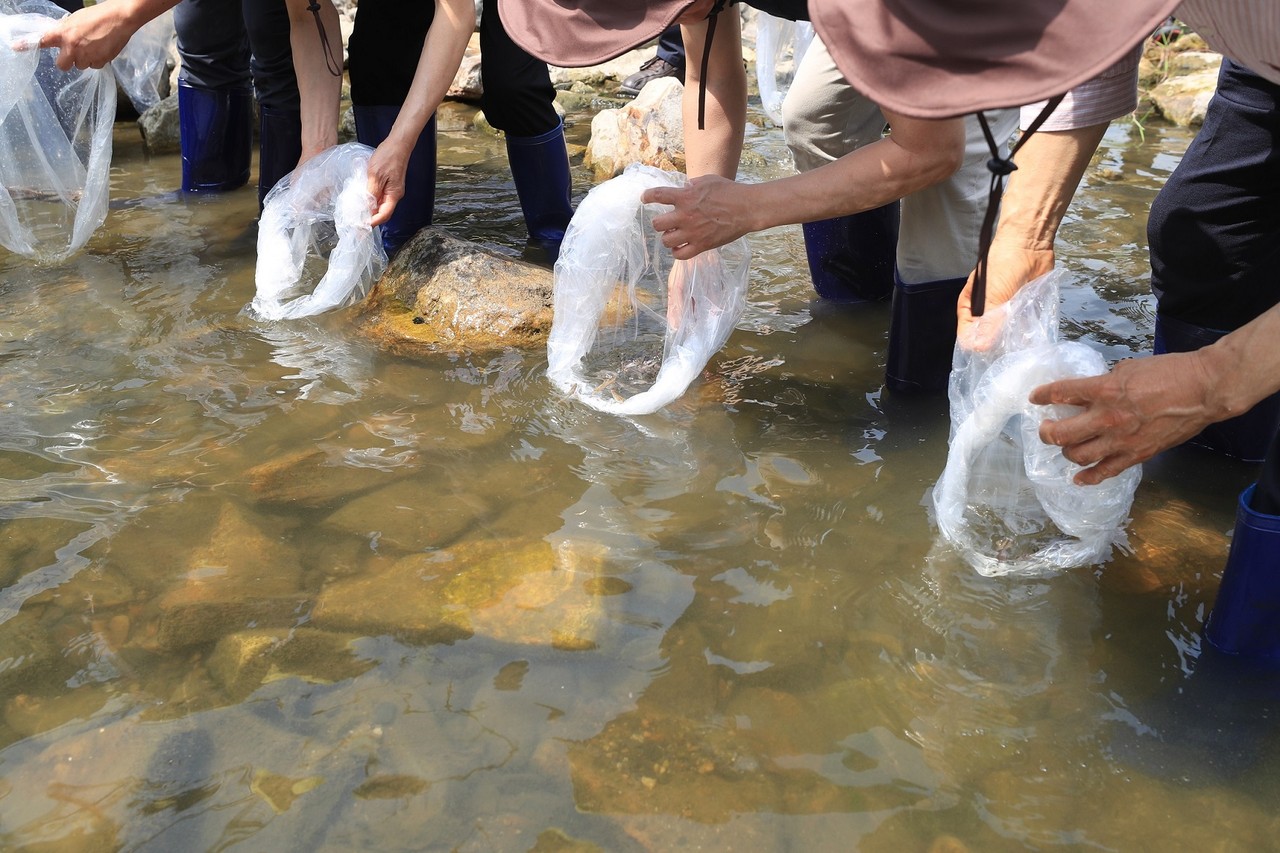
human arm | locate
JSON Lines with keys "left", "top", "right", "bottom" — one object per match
{"left": 956, "top": 122, "right": 1108, "bottom": 347}
{"left": 678, "top": 4, "right": 746, "bottom": 180}
{"left": 285, "top": 0, "right": 344, "bottom": 165}
{"left": 1030, "top": 305, "right": 1280, "bottom": 485}
{"left": 366, "top": 0, "right": 474, "bottom": 226}
{"left": 644, "top": 107, "right": 964, "bottom": 259}
{"left": 34, "top": 0, "right": 179, "bottom": 71}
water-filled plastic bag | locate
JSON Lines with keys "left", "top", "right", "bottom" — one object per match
{"left": 250, "top": 142, "right": 387, "bottom": 321}
{"left": 932, "top": 270, "right": 1140, "bottom": 577}
{"left": 547, "top": 164, "right": 750, "bottom": 416}
{"left": 0, "top": 0, "right": 115, "bottom": 262}
{"left": 111, "top": 7, "right": 173, "bottom": 112}
{"left": 754, "top": 12, "right": 814, "bottom": 127}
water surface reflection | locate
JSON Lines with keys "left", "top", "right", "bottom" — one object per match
{"left": 1, "top": 111, "right": 1275, "bottom": 850}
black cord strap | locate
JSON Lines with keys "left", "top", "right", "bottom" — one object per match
{"left": 308, "top": 1, "right": 344, "bottom": 78}
{"left": 696, "top": 0, "right": 731, "bottom": 130}
{"left": 970, "top": 93, "right": 1065, "bottom": 317}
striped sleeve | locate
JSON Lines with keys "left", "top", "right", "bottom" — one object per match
{"left": 1019, "top": 46, "right": 1142, "bottom": 132}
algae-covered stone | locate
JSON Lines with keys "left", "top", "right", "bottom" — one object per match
{"left": 322, "top": 477, "right": 487, "bottom": 552}
{"left": 207, "top": 627, "right": 374, "bottom": 700}
{"left": 0, "top": 516, "right": 94, "bottom": 590}
{"left": 246, "top": 447, "right": 409, "bottom": 510}
{"left": 153, "top": 502, "right": 306, "bottom": 650}
{"left": 0, "top": 611, "right": 72, "bottom": 696}
{"left": 355, "top": 228, "right": 555, "bottom": 356}
{"left": 311, "top": 539, "right": 599, "bottom": 649}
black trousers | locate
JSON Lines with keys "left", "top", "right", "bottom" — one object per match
{"left": 173, "top": 0, "right": 299, "bottom": 112}
{"left": 1148, "top": 61, "right": 1280, "bottom": 512}
{"left": 347, "top": 0, "right": 561, "bottom": 138}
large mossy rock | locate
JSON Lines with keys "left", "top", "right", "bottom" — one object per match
{"left": 355, "top": 228, "right": 554, "bottom": 356}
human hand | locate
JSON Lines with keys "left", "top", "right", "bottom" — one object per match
{"left": 643, "top": 175, "right": 750, "bottom": 260}
{"left": 957, "top": 240, "right": 1055, "bottom": 351}
{"left": 366, "top": 141, "right": 410, "bottom": 227}
{"left": 34, "top": 3, "right": 136, "bottom": 71}
{"left": 1030, "top": 350, "right": 1223, "bottom": 485}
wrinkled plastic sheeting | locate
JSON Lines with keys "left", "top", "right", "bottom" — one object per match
{"left": 547, "top": 164, "right": 750, "bottom": 416}
{"left": 111, "top": 7, "right": 174, "bottom": 112}
{"left": 0, "top": 1, "right": 115, "bottom": 262}
{"left": 931, "top": 270, "right": 1140, "bottom": 578}
{"left": 754, "top": 12, "right": 814, "bottom": 126}
{"left": 250, "top": 142, "right": 387, "bottom": 321}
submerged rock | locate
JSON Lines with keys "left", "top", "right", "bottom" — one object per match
{"left": 137, "top": 93, "right": 180, "bottom": 155}
{"left": 355, "top": 228, "right": 554, "bottom": 355}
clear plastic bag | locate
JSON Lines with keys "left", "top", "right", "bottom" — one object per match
{"left": 111, "top": 7, "right": 173, "bottom": 112}
{"left": 0, "top": 1, "right": 115, "bottom": 263}
{"left": 546, "top": 163, "right": 750, "bottom": 416}
{"left": 250, "top": 142, "right": 387, "bottom": 321}
{"left": 931, "top": 270, "right": 1141, "bottom": 577}
{"left": 754, "top": 12, "right": 814, "bottom": 127}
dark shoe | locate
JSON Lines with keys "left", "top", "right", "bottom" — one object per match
{"left": 506, "top": 119, "right": 574, "bottom": 261}
{"left": 885, "top": 271, "right": 965, "bottom": 394}
{"left": 257, "top": 106, "right": 301, "bottom": 211}
{"left": 1204, "top": 483, "right": 1280, "bottom": 660}
{"left": 619, "top": 57, "right": 684, "bottom": 97}
{"left": 178, "top": 79, "right": 253, "bottom": 194}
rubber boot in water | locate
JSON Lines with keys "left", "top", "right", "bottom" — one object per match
{"left": 257, "top": 106, "right": 302, "bottom": 211}
{"left": 178, "top": 79, "right": 252, "bottom": 193}
{"left": 505, "top": 119, "right": 574, "bottom": 261}
{"left": 800, "top": 204, "right": 899, "bottom": 302}
{"left": 885, "top": 271, "right": 964, "bottom": 393}
{"left": 1203, "top": 484, "right": 1280, "bottom": 659}
{"left": 1154, "top": 314, "right": 1280, "bottom": 461}
{"left": 354, "top": 105, "right": 437, "bottom": 257}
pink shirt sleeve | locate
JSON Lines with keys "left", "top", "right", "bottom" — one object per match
{"left": 1020, "top": 45, "right": 1142, "bottom": 131}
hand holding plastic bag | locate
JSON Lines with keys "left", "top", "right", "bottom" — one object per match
{"left": 1, "top": 0, "right": 115, "bottom": 262}
{"left": 546, "top": 164, "right": 750, "bottom": 416}
{"left": 931, "top": 270, "right": 1140, "bottom": 577}
{"left": 249, "top": 143, "right": 388, "bottom": 321}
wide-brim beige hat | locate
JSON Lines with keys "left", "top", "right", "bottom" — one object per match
{"left": 808, "top": 0, "right": 1181, "bottom": 119}
{"left": 498, "top": 0, "right": 698, "bottom": 68}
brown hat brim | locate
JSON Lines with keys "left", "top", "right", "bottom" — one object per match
{"left": 498, "top": 0, "right": 694, "bottom": 68}
{"left": 810, "top": 0, "right": 1181, "bottom": 119}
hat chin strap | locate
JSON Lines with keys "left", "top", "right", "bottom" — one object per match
{"left": 971, "top": 94, "right": 1064, "bottom": 317}
{"left": 697, "top": 0, "right": 733, "bottom": 130}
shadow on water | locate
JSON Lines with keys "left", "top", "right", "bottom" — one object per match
{"left": 1, "top": 107, "right": 1277, "bottom": 851}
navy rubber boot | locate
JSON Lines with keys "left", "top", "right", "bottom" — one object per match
{"left": 505, "top": 119, "right": 574, "bottom": 260}
{"left": 257, "top": 106, "right": 302, "bottom": 211}
{"left": 1154, "top": 314, "right": 1280, "bottom": 461}
{"left": 800, "top": 204, "right": 899, "bottom": 302}
{"left": 885, "top": 271, "right": 964, "bottom": 393}
{"left": 178, "top": 79, "right": 253, "bottom": 193}
{"left": 354, "top": 105, "right": 437, "bottom": 257}
{"left": 1203, "top": 484, "right": 1280, "bottom": 659}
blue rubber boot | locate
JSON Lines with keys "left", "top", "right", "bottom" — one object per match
{"left": 1203, "top": 484, "right": 1280, "bottom": 659}
{"left": 885, "top": 271, "right": 964, "bottom": 393}
{"left": 257, "top": 106, "right": 301, "bottom": 211}
{"left": 505, "top": 119, "right": 574, "bottom": 260}
{"left": 178, "top": 79, "right": 253, "bottom": 193}
{"left": 354, "top": 105, "right": 437, "bottom": 257}
{"left": 800, "top": 204, "right": 899, "bottom": 302}
{"left": 1154, "top": 314, "right": 1280, "bottom": 461}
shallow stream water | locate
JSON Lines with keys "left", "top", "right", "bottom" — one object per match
{"left": 1, "top": 97, "right": 1277, "bottom": 851}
